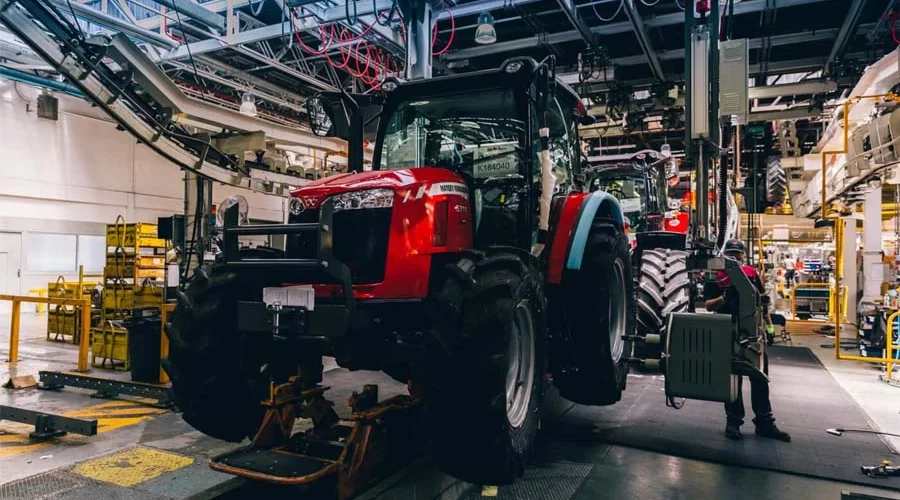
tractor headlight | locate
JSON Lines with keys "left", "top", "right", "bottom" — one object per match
{"left": 288, "top": 196, "right": 304, "bottom": 215}
{"left": 331, "top": 188, "right": 394, "bottom": 212}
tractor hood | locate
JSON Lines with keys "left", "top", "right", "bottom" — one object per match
{"left": 290, "top": 168, "right": 467, "bottom": 208}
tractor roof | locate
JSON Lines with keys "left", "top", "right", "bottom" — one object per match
{"left": 381, "top": 57, "right": 581, "bottom": 106}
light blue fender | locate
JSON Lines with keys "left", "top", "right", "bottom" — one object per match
{"left": 565, "top": 190, "right": 625, "bottom": 271}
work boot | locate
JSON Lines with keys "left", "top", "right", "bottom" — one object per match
{"left": 755, "top": 423, "right": 791, "bottom": 442}
{"left": 725, "top": 422, "right": 742, "bottom": 440}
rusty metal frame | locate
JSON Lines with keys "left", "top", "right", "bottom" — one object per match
{"left": 209, "top": 378, "right": 423, "bottom": 499}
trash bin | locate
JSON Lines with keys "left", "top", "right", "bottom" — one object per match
{"left": 125, "top": 316, "right": 162, "bottom": 383}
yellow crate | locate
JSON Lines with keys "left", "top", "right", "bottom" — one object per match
{"left": 102, "top": 285, "right": 164, "bottom": 311}
{"left": 106, "top": 223, "right": 158, "bottom": 246}
{"left": 91, "top": 323, "right": 129, "bottom": 370}
{"left": 105, "top": 256, "right": 166, "bottom": 279}
{"left": 47, "top": 307, "right": 76, "bottom": 338}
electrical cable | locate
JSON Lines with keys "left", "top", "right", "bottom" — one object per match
{"left": 593, "top": 0, "right": 623, "bottom": 22}
{"left": 171, "top": 0, "right": 209, "bottom": 96}
{"left": 346, "top": 0, "right": 358, "bottom": 25}
{"left": 639, "top": 0, "right": 660, "bottom": 6}
{"left": 64, "top": 0, "right": 85, "bottom": 39}
{"left": 674, "top": 0, "right": 685, "bottom": 11}
{"left": 431, "top": 6, "right": 455, "bottom": 56}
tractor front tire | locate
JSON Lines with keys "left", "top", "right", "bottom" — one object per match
{"left": 163, "top": 249, "right": 291, "bottom": 443}
{"left": 425, "top": 250, "right": 547, "bottom": 485}
{"left": 554, "top": 222, "right": 635, "bottom": 406}
{"left": 635, "top": 248, "right": 690, "bottom": 362}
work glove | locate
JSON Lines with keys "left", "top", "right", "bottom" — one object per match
{"left": 766, "top": 325, "right": 775, "bottom": 335}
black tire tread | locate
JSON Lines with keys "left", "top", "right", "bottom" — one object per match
{"left": 635, "top": 248, "right": 690, "bottom": 360}
{"left": 425, "top": 249, "right": 546, "bottom": 486}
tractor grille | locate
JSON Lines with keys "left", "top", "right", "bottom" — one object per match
{"left": 286, "top": 207, "right": 391, "bottom": 284}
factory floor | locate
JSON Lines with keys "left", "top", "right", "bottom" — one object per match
{"left": 1, "top": 312, "right": 899, "bottom": 500}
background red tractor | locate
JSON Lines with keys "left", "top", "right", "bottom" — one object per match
{"left": 163, "top": 57, "right": 636, "bottom": 486}
{"left": 583, "top": 151, "right": 691, "bottom": 362}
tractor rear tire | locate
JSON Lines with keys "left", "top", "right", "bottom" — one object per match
{"left": 553, "top": 222, "right": 635, "bottom": 406}
{"left": 424, "top": 249, "right": 547, "bottom": 486}
{"left": 766, "top": 156, "right": 787, "bottom": 205}
{"left": 162, "top": 248, "right": 290, "bottom": 442}
{"left": 635, "top": 248, "right": 690, "bottom": 361}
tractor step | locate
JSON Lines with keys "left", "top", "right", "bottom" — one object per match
{"left": 212, "top": 448, "right": 338, "bottom": 482}
{"left": 208, "top": 381, "right": 426, "bottom": 499}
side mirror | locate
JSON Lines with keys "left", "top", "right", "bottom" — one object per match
{"left": 579, "top": 114, "right": 597, "bottom": 126}
{"left": 307, "top": 94, "right": 339, "bottom": 137}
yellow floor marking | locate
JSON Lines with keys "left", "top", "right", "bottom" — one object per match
{"left": 70, "top": 446, "right": 194, "bottom": 487}
{"left": 0, "top": 400, "right": 168, "bottom": 458}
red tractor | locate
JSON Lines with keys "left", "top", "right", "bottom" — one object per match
{"left": 163, "top": 58, "right": 634, "bottom": 487}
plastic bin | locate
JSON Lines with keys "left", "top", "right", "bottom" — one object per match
{"left": 125, "top": 316, "right": 162, "bottom": 383}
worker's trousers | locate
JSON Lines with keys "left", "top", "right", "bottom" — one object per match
{"left": 725, "top": 352, "right": 775, "bottom": 427}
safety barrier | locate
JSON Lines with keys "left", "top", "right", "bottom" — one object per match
{"left": 3, "top": 294, "right": 91, "bottom": 372}
{"left": 833, "top": 309, "right": 899, "bottom": 381}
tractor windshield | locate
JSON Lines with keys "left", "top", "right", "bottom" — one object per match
{"left": 590, "top": 175, "right": 649, "bottom": 231}
{"left": 379, "top": 88, "right": 525, "bottom": 178}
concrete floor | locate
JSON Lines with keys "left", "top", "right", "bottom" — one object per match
{"left": 2, "top": 312, "right": 900, "bottom": 499}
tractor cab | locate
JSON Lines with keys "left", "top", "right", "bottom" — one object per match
{"left": 308, "top": 57, "right": 588, "bottom": 250}
{"left": 584, "top": 150, "right": 669, "bottom": 243}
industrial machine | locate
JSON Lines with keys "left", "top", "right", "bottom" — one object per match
{"left": 584, "top": 151, "right": 691, "bottom": 361}
{"left": 164, "top": 57, "right": 636, "bottom": 489}
{"left": 2, "top": 0, "right": 771, "bottom": 494}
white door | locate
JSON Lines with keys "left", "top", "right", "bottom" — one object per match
{"left": 0, "top": 233, "right": 22, "bottom": 315}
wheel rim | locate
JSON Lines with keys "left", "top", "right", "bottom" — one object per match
{"left": 609, "top": 259, "right": 627, "bottom": 363}
{"left": 505, "top": 301, "right": 536, "bottom": 429}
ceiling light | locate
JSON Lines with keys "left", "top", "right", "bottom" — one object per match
{"left": 475, "top": 12, "right": 497, "bottom": 45}
{"left": 240, "top": 91, "right": 257, "bottom": 117}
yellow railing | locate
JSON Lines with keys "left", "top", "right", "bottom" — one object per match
{"left": 834, "top": 310, "right": 899, "bottom": 377}
{"left": 3, "top": 294, "right": 91, "bottom": 372}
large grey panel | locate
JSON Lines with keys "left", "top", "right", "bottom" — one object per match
{"left": 666, "top": 312, "right": 737, "bottom": 403}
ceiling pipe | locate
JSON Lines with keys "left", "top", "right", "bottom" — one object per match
{"left": 0, "top": 65, "right": 84, "bottom": 98}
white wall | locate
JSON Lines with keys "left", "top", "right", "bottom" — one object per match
{"left": 0, "top": 81, "right": 286, "bottom": 303}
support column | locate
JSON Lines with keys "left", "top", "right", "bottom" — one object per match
{"left": 862, "top": 187, "right": 883, "bottom": 301}
{"left": 403, "top": 0, "right": 433, "bottom": 80}
{"left": 183, "top": 171, "right": 213, "bottom": 281}
{"left": 840, "top": 217, "right": 858, "bottom": 326}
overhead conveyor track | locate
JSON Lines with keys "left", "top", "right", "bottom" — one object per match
{"left": 0, "top": 0, "right": 343, "bottom": 196}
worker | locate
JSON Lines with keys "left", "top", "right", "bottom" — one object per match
{"left": 704, "top": 239, "right": 792, "bottom": 442}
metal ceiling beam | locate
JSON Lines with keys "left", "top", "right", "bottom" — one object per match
{"left": 47, "top": 0, "right": 178, "bottom": 48}
{"left": 444, "top": 0, "right": 829, "bottom": 61}
{"left": 825, "top": 0, "right": 868, "bottom": 71}
{"left": 556, "top": 0, "right": 598, "bottom": 50}
{"left": 152, "top": 0, "right": 226, "bottom": 32}
{"left": 554, "top": 26, "right": 869, "bottom": 76}
{"left": 747, "top": 80, "right": 838, "bottom": 99}
{"left": 232, "top": 45, "right": 336, "bottom": 91}
{"left": 622, "top": 0, "right": 663, "bottom": 81}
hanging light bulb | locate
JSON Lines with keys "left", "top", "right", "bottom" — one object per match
{"left": 240, "top": 91, "right": 258, "bottom": 117}
{"left": 474, "top": 12, "right": 497, "bottom": 45}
